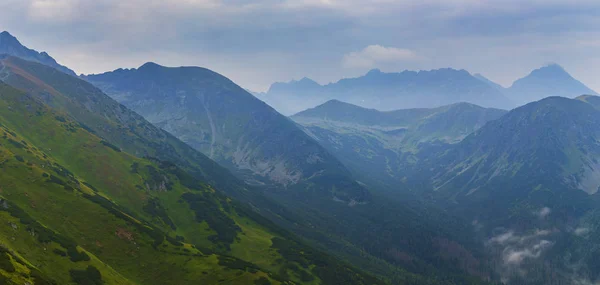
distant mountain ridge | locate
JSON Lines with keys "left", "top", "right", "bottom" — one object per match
{"left": 263, "top": 64, "right": 597, "bottom": 115}
{"left": 294, "top": 99, "right": 506, "bottom": 129}
{"left": 0, "top": 31, "right": 76, "bottom": 76}
{"left": 263, "top": 68, "right": 513, "bottom": 115}
{"left": 268, "top": 77, "right": 322, "bottom": 94}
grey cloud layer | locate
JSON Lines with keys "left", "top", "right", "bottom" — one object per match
{"left": 1, "top": 0, "right": 600, "bottom": 91}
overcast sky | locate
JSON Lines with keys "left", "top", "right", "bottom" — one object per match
{"left": 1, "top": 0, "right": 600, "bottom": 92}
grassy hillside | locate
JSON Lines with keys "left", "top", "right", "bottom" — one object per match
{"left": 0, "top": 82, "right": 384, "bottom": 284}
{"left": 83, "top": 64, "right": 507, "bottom": 284}
{"left": 0, "top": 56, "right": 497, "bottom": 284}
{"left": 0, "top": 55, "right": 250, "bottom": 200}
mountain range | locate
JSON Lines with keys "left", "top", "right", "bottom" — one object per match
{"left": 0, "top": 31, "right": 497, "bottom": 285}
{"left": 82, "top": 61, "right": 497, "bottom": 284}
{"left": 0, "top": 76, "right": 393, "bottom": 284}
{"left": 292, "top": 100, "right": 507, "bottom": 190}
{"left": 422, "top": 96, "right": 600, "bottom": 283}
{"left": 4, "top": 29, "right": 600, "bottom": 285}
{"left": 260, "top": 65, "right": 597, "bottom": 115}
{"left": 0, "top": 33, "right": 387, "bottom": 285}
{"left": 294, "top": 96, "right": 600, "bottom": 284}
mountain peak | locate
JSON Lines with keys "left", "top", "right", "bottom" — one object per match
{"left": 528, "top": 63, "right": 570, "bottom": 79}
{"left": 0, "top": 31, "right": 14, "bottom": 38}
{"left": 366, "top": 68, "right": 382, "bottom": 75}
{"left": 324, "top": 99, "right": 345, "bottom": 104}
{"left": 541, "top": 63, "right": 565, "bottom": 70}
{"left": 267, "top": 76, "right": 322, "bottom": 94}
{"left": 0, "top": 31, "right": 76, "bottom": 76}
{"left": 0, "top": 31, "right": 21, "bottom": 46}
{"left": 139, "top": 62, "right": 163, "bottom": 70}
{"left": 508, "top": 64, "right": 597, "bottom": 105}
{"left": 296, "top": 77, "right": 320, "bottom": 86}
{"left": 292, "top": 99, "right": 378, "bottom": 121}
{"left": 318, "top": 99, "right": 360, "bottom": 109}
{"left": 85, "top": 60, "right": 371, "bottom": 203}
{"left": 508, "top": 95, "right": 600, "bottom": 123}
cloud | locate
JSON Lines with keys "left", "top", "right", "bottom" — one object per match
{"left": 574, "top": 227, "right": 591, "bottom": 236}
{"left": 28, "top": 0, "right": 78, "bottom": 20}
{"left": 342, "top": 45, "right": 420, "bottom": 68}
{"left": 471, "top": 219, "right": 483, "bottom": 231}
{"left": 281, "top": 0, "right": 335, "bottom": 9}
{"left": 489, "top": 231, "right": 516, "bottom": 245}
{"left": 572, "top": 278, "right": 600, "bottom": 285}
{"left": 503, "top": 239, "right": 553, "bottom": 265}
{"left": 535, "top": 207, "right": 552, "bottom": 219}
{"left": 487, "top": 228, "right": 556, "bottom": 281}
{"left": 488, "top": 229, "right": 552, "bottom": 246}
{"left": 2, "top": 0, "right": 600, "bottom": 92}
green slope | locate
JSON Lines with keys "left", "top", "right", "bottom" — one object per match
{"left": 0, "top": 55, "right": 497, "bottom": 284}
{"left": 0, "top": 82, "right": 384, "bottom": 284}
{"left": 0, "top": 55, "right": 363, "bottom": 246}
{"left": 82, "top": 64, "right": 506, "bottom": 284}
{"left": 0, "top": 55, "right": 239, "bottom": 192}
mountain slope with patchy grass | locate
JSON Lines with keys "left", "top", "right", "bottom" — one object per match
{"left": 0, "top": 82, "right": 384, "bottom": 285}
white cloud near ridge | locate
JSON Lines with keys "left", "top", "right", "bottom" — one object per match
{"left": 342, "top": 45, "right": 421, "bottom": 68}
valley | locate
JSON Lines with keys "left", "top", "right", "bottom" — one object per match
{"left": 1, "top": 13, "right": 600, "bottom": 285}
